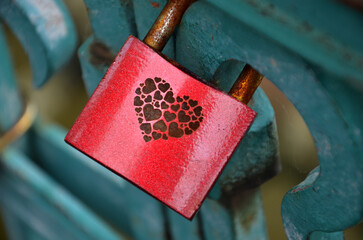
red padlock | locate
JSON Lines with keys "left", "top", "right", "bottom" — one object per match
{"left": 66, "top": 0, "right": 262, "bottom": 219}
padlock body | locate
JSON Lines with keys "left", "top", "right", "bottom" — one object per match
{"left": 66, "top": 36, "right": 256, "bottom": 219}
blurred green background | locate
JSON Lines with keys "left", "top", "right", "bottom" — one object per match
{"left": 0, "top": 0, "right": 362, "bottom": 239}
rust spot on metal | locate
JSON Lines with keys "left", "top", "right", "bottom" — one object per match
{"left": 148, "top": 0, "right": 161, "bottom": 8}
{"left": 143, "top": 0, "right": 197, "bottom": 51}
{"left": 229, "top": 64, "right": 264, "bottom": 105}
{"left": 231, "top": 189, "right": 259, "bottom": 232}
{"left": 89, "top": 42, "right": 115, "bottom": 66}
{"left": 241, "top": 212, "right": 256, "bottom": 231}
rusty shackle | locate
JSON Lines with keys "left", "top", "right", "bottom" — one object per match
{"left": 144, "top": 0, "right": 263, "bottom": 104}
{"left": 144, "top": 0, "right": 196, "bottom": 52}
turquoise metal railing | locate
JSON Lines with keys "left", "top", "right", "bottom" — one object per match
{"left": 0, "top": 0, "right": 362, "bottom": 239}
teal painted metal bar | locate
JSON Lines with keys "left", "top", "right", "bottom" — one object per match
{"left": 78, "top": 36, "right": 109, "bottom": 99}
{"left": 84, "top": 0, "right": 137, "bottom": 52}
{"left": 166, "top": 208, "right": 201, "bottom": 240}
{"left": 0, "top": 148, "right": 122, "bottom": 240}
{"left": 0, "top": 24, "right": 22, "bottom": 131}
{"left": 29, "top": 123, "right": 168, "bottom": 240}
{"left": 0, "top": 0, "right": 77, "bottom": 87}
{"left": 1, "top": 208, "right": 25, "bottom": 240}
{"left": 205, "top": 0, "right": 363, "bottom": 87}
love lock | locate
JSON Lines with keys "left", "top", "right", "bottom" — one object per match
{"left": 66, "top": 0, "right": 263, "bottom": 219}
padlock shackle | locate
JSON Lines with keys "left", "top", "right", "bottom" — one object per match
{"left": 229, "top": 64, "right": 264, "bottom": 105}
{"left": 144, "top": 0, "right": 262, "bottom": 105}
{"left": 143, "top": 0, "right": 196, "bottom": 51}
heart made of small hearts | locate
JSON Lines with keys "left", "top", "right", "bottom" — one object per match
{"left": 134, "top": 77, "right": 204, "bottom": 142}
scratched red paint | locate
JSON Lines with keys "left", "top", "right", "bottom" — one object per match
{"left": 65, "top": 36, "right": 256, "bottom": 219}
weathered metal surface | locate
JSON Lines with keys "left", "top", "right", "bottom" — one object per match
{"left": 166, "top": 208, "right": 201, "bottom": 240}
{"left": 316, "top": 70, "right": 363, "bottom": 163}
{"left": 201, "top": 189, "right": 268, "bottom": 240}
{"left": 282, "top": 68, "right": 363, "bottom": 239}
{"left": 143, "top": 0, "right": 195, "bottom": 51}
{"left": 133, "top": 0, "right": 174, "bottom": 58}
{"left": 205, "top": 0, "right": 363, "bottom": 87}
{"left": 0, "top": 0, "right": 77, "bottom": 87}
{"left": 229, "top": 64, "right": 264, "bottom": 105}
{"left": 84, "top": 0, "right": 137, "bottom": 53}
{"left": 78, "top": 36, "right": 109, "bottom": 94}
{"left": 309, "top": 230, "right": 344, "bottom": 240}
{"left": 79, "top": 0, "right": 139, "bottom": 94}
{"left": 80, "top": 0, "right": 177, "bottom": 95}
{"left": 200, "top": 198, "right": 235, "bottom": 240}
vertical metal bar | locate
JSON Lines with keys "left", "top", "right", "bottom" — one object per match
{"left": 229, "top": 64, "right": 264, "bottom": 104}
{"left": 143, "top": 0, "right": 196, "bottom": 51}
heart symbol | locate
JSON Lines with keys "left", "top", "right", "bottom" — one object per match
{"left": 134, "top": 77, "right": 204, "bottom": 142}
{"left": 143, "top": 104, "right": 162, "bottom": 121}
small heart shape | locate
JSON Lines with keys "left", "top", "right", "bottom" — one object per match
{"left": 185, "top": 128, "right": 193, "bottom": 135}
{"left": 161, "top": 102, "right": 169, "bottom": 109}
{"left": 164, "top": 91, "right": 175, "bottom": 103}
{"left": 143, "top": 104, "right": 162, "bottom": 121}
{"left": 189, "top": 121, "right": 200, "bottom": 131}
{"left": 178, "top": 111, "right": 191, "bottom": 123}
{"left": 134, "top": 96, "right": 143, "bottom": 106}
{"left": 153, "top": 120, "right": 167, "bottom": 132}
{"left": 164, "top": 111, "right": 176, "bottom": 122}
{"left": 189, "top": 100, "right": 198, "bottom": 107}
{"left": 140, "top": 123, "right": 152, "bottom": 134}
{"left": 171, "top": 104, "right": 180, "bottom": 112}
{"left": 142, "top": 78, "right": 157, "bottom": 94}
{"left": 154, "top": 91, "right": 163, "bottom": 100}
{"left": 168, "top": 122, "right": 184, "bottom": 138}
{"left": 181, "top": 102, "right": 190, "bottom": 110}
{"left": 193, "top": 106, "right": 202, "bottom": 116}
{"left": 158, "top": 83, "right": 170, "bottom": 93}
{"left": 145, "top": 95, "right": 152, "bottom": 103}
{"left": 143, "top": 135, "right": 152, "bottom": 142}
{"left": 152, "top": 132, "right": 162, "bottom": 140}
